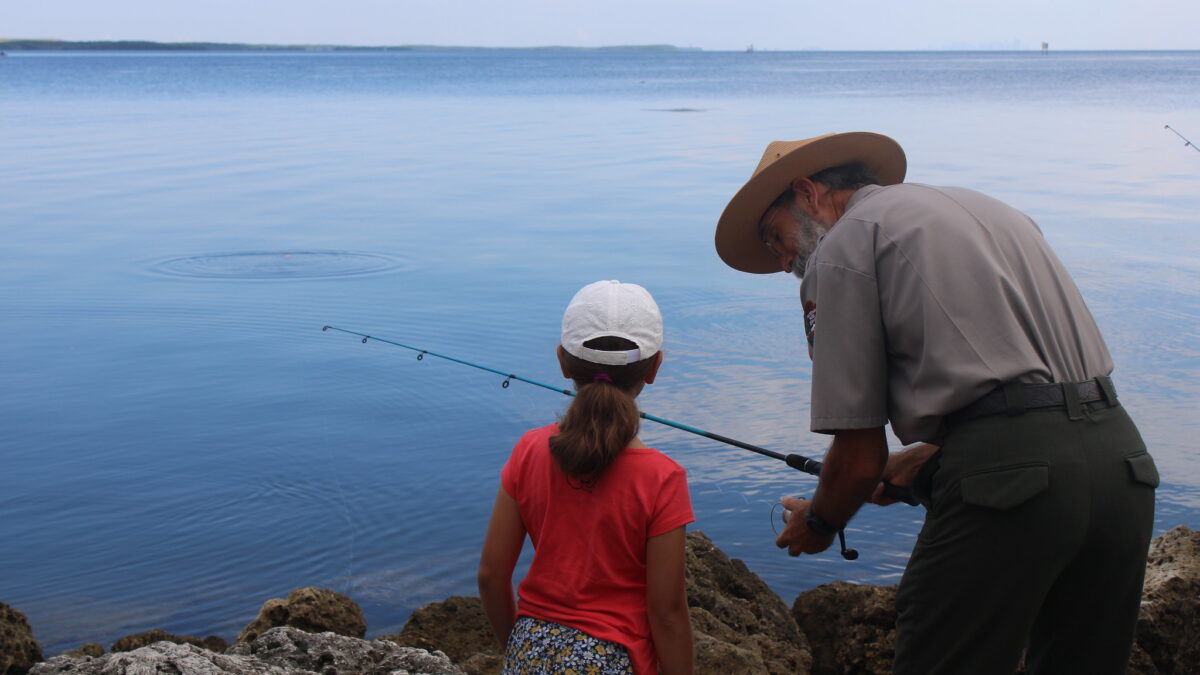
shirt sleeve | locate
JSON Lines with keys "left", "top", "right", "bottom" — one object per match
{"left": 500, "top": 430, "right": 534, "bottom": 498}
{"left": 648, "top": 463, "right": 695, "bottom": 537}
{"left": 805, "top": 233, "right": 890, "bottom": 433}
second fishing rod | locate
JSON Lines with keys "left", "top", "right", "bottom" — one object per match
{"left": 323, "top": 325, "right": 917, "bottom": 555}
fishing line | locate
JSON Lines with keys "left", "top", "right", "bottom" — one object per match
{"left": 323, "top": 324, "right": 915, "bottom": 559}
{"left": 770, "top": 502, "right": 786, "bottom": 535}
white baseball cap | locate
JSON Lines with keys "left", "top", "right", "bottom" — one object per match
{"left": 561, "top": 280, "right": 663, "bottom": 366}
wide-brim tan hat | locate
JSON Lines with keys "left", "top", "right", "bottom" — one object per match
{"left": 715, "top": 131, "right": 907, "bottom": 274}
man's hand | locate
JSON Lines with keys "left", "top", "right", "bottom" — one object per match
{"left": 776, "top": 427, "right": 886, "bottom": 556}
{"left": 871, "top": 443, "right": 938, "bottom": 505}
{"left": 775, "top": 496, "right": 835, "bottom": 556}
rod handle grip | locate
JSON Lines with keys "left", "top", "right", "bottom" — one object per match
{"left": 785, "top": 454, "right": 918, "bottom": 506}
{"left": 785, "top": 454, "right": 821, "bottom": 476}
{"left": 882, "top": 482, "right": 919, "bottom": 506}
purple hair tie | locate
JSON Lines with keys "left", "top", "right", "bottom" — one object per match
{"left": 593, "top": 373, "right": 613, "bottom": 383}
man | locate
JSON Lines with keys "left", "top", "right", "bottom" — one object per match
{"left": 714, "top": 132, "right": 1158, "bottom": 674}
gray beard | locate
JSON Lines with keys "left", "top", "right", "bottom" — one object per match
{"left": 790, "top": 206, "right": 829, "bottom": 279}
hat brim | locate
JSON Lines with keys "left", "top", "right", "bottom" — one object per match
{"left": 715, "top": 132, "right": 906, "bottom": 274}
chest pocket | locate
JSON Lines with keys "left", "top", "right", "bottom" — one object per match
{"left": 959, "top": 463, "right": 1049, "bottom": 510}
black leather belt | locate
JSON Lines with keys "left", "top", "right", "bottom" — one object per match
{"left": 945, "top": 377, "right": 1117, "bottom": 426}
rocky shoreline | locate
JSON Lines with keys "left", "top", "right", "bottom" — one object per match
{"left": 2, "top": 526, "right": 1196, "bottom": 675}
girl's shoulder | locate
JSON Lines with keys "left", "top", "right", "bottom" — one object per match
{"left": 616, "top": 445, "right": 687, "bottom": 476}
{"left": 514, "top": 422, "right": 560, "bottom": 447}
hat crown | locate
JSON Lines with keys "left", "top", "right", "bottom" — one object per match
{"left": 754, "top": 135, "right": 839, "bottom": 178}
{"left": 562, "top": 281, "right": 663, "bottom": 366}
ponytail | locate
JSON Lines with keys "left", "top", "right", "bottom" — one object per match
{"left": 550, "top": 336, "right": 658, "bottom": 480}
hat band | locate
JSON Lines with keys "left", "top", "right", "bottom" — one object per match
{"left": 575, "top": 346, "right": 642, "bottom": 366}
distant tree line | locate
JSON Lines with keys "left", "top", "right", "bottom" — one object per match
{"left": 0, "top": 40, "right": 690, "bottom": 52}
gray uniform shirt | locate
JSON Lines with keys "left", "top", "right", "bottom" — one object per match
{"left": 799, "top": 183, "right": 1113, "bottom": 444}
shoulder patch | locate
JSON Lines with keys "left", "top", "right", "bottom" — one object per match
{"left": 803, "top": 300, "right": 817, "bottom": 348}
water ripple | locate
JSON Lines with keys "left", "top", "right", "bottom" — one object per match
{"left": 148, "top": 251, "right": 406, "bottom": 280}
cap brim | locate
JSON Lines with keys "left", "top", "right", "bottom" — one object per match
{"left": 715, "top": 132, "right": 907, "bottom": 274}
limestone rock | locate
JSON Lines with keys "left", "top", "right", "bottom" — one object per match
{"left": 30, "top": 626, "right": 463, "bottom": 675}
{"left": 1134, "top": 525, "right": 1200, "bottom": 675}
{"left": 385, "top": 596, "right": 499, "bottom": 674}
{"left": 31, "top": 640, "right": 290, "bottom": 675}
{"left": 456, "top": 653, "right": 503, "bottom": 675}
{"left": 685, "top": 530, "right": 812, "bottom": 674}
{"left": 0, "top": 602, "right": 42, "bottom": 675}
{"left": 61, "top": 643, "right": 103, "bottom": 659}
{"left": 690, "top": 606, "right": 766, "bottom": 672}
{"left": 230, "top": 626, "right": 463, "bottom": 674}
{"left": 791, "top": 581, "right": 898, "bottom": 675}
{"left": 111, "top": 628, "right": 227, "bottom": 653}
{"left": 237, "top": 587, "right": 366, "bottom": 643}
{"left": 1127, "top": 643, "right": 1160, "bottom": 675}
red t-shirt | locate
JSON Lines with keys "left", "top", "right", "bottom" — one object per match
{"left": 501, "top": 423, "right": 694, "bottom": 675}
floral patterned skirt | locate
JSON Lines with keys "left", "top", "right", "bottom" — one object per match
{"left": 503, "top": 616, "right": 634, "bottom": 674}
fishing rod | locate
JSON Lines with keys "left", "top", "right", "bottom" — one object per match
{"left": 322, "top": 325, "right": 917, "bottom": 559}
{"left": 323, "top": 325, "right": 831, "bottom": 472}
{"left": 1164, "top": 124, "right": 1200, "bottom": 154}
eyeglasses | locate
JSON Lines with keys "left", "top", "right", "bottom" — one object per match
{"left": 759, "top": 209, "right": 783, "bottom": 257}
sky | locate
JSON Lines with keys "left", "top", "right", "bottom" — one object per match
{"left": 3, "top": 0, "right": 1198, "bottom": 51}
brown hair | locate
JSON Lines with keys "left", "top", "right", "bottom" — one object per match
{"left": 550, "top": 336, "right": 659, "bottom": 480}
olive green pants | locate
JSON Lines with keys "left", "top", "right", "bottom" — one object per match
{"left": 894, "top": 400, "right": 1157, "bottom": 675}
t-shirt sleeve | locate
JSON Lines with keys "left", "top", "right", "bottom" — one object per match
{"left": 500, "top": 453, "right": 516, "bottom": 497}
{"left": 648, "top": 463, "right": 694, "bottom": 537}
{"left": 500, "top": 430, "right": 534, "bottom": 497}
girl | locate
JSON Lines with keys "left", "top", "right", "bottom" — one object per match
{"left": 478, "top": 280, "right": 694, "bottom": 675}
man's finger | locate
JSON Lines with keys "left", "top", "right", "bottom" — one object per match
{"left": 870, "top": 483, "right": 897, "bottom": 506}
{"left": 779, "top": 495, "right": 809, "bottom": 511}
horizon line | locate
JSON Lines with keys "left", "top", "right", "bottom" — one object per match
{"left": 2, "top": 39, "right": 1196, "bottom": 53}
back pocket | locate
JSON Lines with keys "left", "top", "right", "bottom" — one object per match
{"left": 1125, "top": 452, "right": 1160, "bottom": 488}
{"left": 960, "top": 463, "right": 1050, "bottom": 510}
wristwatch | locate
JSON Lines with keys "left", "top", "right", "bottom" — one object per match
{"left": 805, "top": 507, "right": 841, "bottom": 537}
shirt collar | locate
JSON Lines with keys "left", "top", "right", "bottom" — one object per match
{"left": 844, "top": 184, "right": 887, "bottom": 213}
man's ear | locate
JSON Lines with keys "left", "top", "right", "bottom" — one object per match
{"left": 557, "top": 345, "right": 572, "bottom": 379}
{"left": 789, "top": 176, "right": 823, "bottom": 211}
{"left": 644, "top": 351, "right": 664, "bottom": 384}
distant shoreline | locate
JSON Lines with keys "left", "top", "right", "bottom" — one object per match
{"left": 0, "top": 39, "right": 697, "bottom": 52}
{"left": 1, "top": 40, "right": 1194, "bottom": 54}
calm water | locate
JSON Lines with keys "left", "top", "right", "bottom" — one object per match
{"left": 2, "top": 50, "right": 1198, "bottom": 655}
